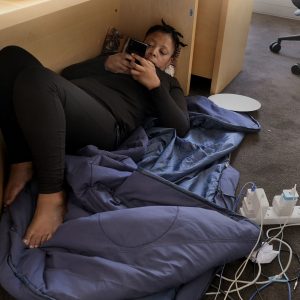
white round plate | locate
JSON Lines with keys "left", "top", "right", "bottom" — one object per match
{"left": 208, "top": 93, "right": 261, "bottom": 112}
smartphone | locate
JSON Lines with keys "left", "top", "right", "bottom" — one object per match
{"left": 124, "top": 38, "right": 148, "bottom": 58}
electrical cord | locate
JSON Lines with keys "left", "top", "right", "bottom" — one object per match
{"left": 209, "top": 284, "right": 236, "bottom": 300}
{"left": 224, "top": 197, "right": 265, "bottom": 300}
{"left": 214, "top": 238, "right": 293, "bottom": 287}
{"left": 248, "top": 281, "right": 273, "bottom": 300}
{"left": 266, "top": 223, "right": 300, "bottom": 239}
{"left": 206, "top": 203, "right": 264, "bottom": 298}
{"left": 248, "top": 273, "right": 293, "bottom": 300}
{"left": 206, "top": 187, "right": 300, "bottom": 299}
{"left": 276, "top": 230, "right": 292, "bottom": 300}
{"left": 207, "top": 238, "right": 293, "bottom": 299}
{"left": 233, "top": 182, "right": 256, "bottom": 211}
{"left": 259, "top": 249, "right": 300, "bottom": 284}
{"left": 253, "top": 264, "right": 264, "bottom": 300}
{"left": 213, "top": 264, "right": 226, "bottom": 300}
{"left": 205, "top": 263, "right": 262, "bottom": 297}
{"left": 206, "top": 226, "right": 295, "bottom": 298}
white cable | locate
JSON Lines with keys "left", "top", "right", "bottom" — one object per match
{"left": 206, "top": 238, "right": 293, "bottom": 296}
{"left": 261, "top": 238, "right": 293, "bottom": 284}
{"left": 206, "top": 197, "right": 264, "bottom": 298}
{"left": 213, "top": 237, "right": 293, "bottom": 286}
{"left": 206, "top": 188, "right": 298, "bottom": 298}
{"left": 209, "top": 216, "right": 294, "bottom": 297}
{"left": 224, "top": 200, "right": 265, "bottom": 299}
{"left": 266, "top": 223, "right": 300, "bottom": 238}
{"left": 206, "top": 263, "right": 262, "bottom": 296}
{"left": 213, "top": 265, "right": 225, "bottom": 300}
{"left": 277, "top": 230, "right": 290, "bottom": 289}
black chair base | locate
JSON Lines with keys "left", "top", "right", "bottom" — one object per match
{"left": 291, "top": 63, "right": 300, "bottom": 75}
{"left": 269, "top": 35, "right": 300, "bottom": 76}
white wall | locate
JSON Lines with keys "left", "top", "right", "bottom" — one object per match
{"left": 253, "top": 0, "right": 300, "bottom": 19}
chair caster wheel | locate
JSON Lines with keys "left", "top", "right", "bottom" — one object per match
{"left": 291, "top": 64, "right": 300, "bottom": 76}
{"left": 269, "top": 42, "right": 281, "bottom": 53}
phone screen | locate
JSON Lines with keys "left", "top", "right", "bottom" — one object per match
{"left": 125, "top": 38, "right": 148, "bottom": 57}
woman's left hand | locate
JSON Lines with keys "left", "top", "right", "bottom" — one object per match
{"left": 130, "top": 54, "right": 161, "bottom": 90}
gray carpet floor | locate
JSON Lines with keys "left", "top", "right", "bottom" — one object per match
{"left": 198, "top": 13, "right": 300, "bottom": 300}
{"left": 1, "top": 12, "right": 300, "bottom": 300}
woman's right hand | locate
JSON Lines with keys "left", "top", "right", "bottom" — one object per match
{"left": 104, "top": 53, "right": 134, "bottom": 74}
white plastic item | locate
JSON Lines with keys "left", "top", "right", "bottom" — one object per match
{"left": 272, "top": 185, "right": 299, "bottom": 216}
{"left": 208, "top": 93, "right": 261, "bottom": 112}
{"left": 240, "top": 187, "right": 300, "bottom": 225}
{"left": 240, "top": 188, "right": 269, "bottom": 222}
{"left": 250, "top": 243, "right": 279, "bottom": 264}
{"left": 240, "top": 186, "right": 300, "bottom": 225}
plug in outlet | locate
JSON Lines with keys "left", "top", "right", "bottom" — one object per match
{"left": 240, "top": 188, "right": 269, "bottom": 223}
{"left": 240, "top": 186, "right": 300, "bottom": 225}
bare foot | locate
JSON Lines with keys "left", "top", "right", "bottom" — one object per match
{"left": 23, "top": 192, "right": 66, "bottom": 248}
{"left": 4, "top": 162, "right": 33, "bottom": 206}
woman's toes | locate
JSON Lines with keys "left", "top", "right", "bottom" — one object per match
{"left": 40, "top": 234, "right": 50, "bottom": 246}
{"left": 24, "top": 233, "right": 42, "bottom": 248}
{"left": 23, "top": 233, "right": 32, "bottom": 247}
{"left": 32, "top": 236, "right": 42, "bottom": 248}
{"left": 23, "top": 191, "right": 66, "bottom": 248}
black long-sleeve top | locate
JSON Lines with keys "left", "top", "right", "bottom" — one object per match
{"left": 61, "top": 55, "right": 190, "bottom": 137}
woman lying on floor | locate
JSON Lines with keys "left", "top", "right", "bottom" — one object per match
{"left": 0, "top": 20, "right": 189, "bottom": 249}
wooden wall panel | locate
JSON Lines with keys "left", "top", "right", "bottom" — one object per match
{"left": 0, "top": 0, "right": 120, "bottom": 209}
{"left": 0, "top": 0, "right": 253, "bottom": 209}
{"left": 211, "top": 0, "right": 253, "bottom": 94}
{"left": 0, "top": 0, "right": 90, "bottom": 31}
{"left": 0, "top": 0, "right": 120, "bottom": 72}
{"left": 192, "top": 0, "right": 222, "bottom": 79}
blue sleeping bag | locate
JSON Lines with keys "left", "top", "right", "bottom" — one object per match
{"left": 0, "top": 96, "right": 261, "bottom": 300}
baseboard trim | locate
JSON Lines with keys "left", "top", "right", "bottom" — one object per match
{"left": 253, "top": 1, "right": 299, "bottom": 20}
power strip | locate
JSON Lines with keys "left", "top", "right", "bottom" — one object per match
{"left": 240, "top": 188, "right": 300, "bottom": 225}
{"left": 240, "top": 206, "right": 300, "bottom": 225}
{"left": 263, "top": 206, "right": 300, "bottom": 225}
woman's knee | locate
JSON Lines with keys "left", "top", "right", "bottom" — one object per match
{"left": 1, "top": 45, "right": 26, "bottom": 57}
{"left": 13, "top": 66, "right": 67, "bottom": 109}
{"left": 0, "top": 45, "right": 42, "bottom": 68}
{"left": 14, "top": 66, "right": 58, "bottom": 93}
{"left": 1, "top": 45, "right": 31, "bottom": 62}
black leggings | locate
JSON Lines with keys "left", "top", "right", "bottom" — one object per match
{"left": 0, "top": 46, "right": 119, "bottom": 193}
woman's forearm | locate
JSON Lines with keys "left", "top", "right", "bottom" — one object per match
{"left": 149, "top": 84, "right": 190, "bottom": 137}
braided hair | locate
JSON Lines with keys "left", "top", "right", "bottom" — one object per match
{"left": 145, "top": 19, "right": 187, "bottom": 59}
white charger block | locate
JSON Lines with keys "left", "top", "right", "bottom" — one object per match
{"left": 241, "top": 188, "right": 269, "bottom": 221}
{"left": 272, "top": 195, "right": 298, "bottom": 216}
{"left": 240, "top": 187, "right": 300, "bottom": 225}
